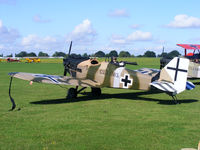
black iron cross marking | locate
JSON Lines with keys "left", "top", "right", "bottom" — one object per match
{"left": 121, "top": 74, "right": 132, "bottom": 88}
{"left": 167, "top": 58, "right": 187, "bottom": 81}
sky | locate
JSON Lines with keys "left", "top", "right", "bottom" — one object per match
{"left": 0, "top": 0, "right": 200, "bottom": 56}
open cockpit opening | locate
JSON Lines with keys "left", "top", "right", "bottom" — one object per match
{"left": 90, "top": 59, "right": 99, "bottom": 65}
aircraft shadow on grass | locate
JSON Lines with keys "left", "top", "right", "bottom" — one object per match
{"left": 193, "top": 82, "right": 200, "bottom": 85}
{"left": 188, "top": 78, "right": 200, "bottom": 85}
{"left": 30, "top": 90, "right": 198, "bottom": 106}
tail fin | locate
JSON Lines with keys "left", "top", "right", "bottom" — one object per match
{"left": 151, "top": 57, "right": 190, "bottom": 95}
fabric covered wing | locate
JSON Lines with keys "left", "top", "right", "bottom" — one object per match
{"left": 135, "top": 68, "right": 160, "bottom": 76}
{"left": 8, "top": 72, "right": 99, "bottom": 87}
{"left": 177, "top": 44, "right": 200, "bottom": 49}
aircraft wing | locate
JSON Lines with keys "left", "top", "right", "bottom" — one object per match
{"left": 135, "top": 68, "right": 160, "bottom": 76}
{"left": 8, "top": 72, "right": 99, "bottom": 87}
{"left": 177, "top": 44, "right": 200, "bottom": 49}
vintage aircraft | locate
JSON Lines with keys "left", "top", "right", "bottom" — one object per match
{"left": 8, "top": 42, "right": 195, "bottom": 110}
{"left": 160, "top": 44, "right": 200, "bottom": 78}
{"left": 177, "top": 44, "right": 200, "bottom": 78}
{"left": 7, "top": 57, "right": 20, "bottom": 62}
{"left": 25, "top": 58, "right": 41, "bottom": 63}
{"left": 177, "top": 44, "right": 200, "bottom": 61}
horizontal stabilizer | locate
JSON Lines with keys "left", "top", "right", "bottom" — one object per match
{"left": 186, "top": 81, "right": 195, "bottom": 90}
{"left": 151, "top": 80, "right": 195, "bottom": 94}
{"left": 150, "top": 81, "right": 177, "bottom": 95}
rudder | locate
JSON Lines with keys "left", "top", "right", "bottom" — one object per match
{"left": 151, "top": 57, "right": 190, "bottom": 95}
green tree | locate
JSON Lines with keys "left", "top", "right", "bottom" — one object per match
{"left": 157, "top": 52, "right": 168, "bottom": 58}
{"left": 52, "top": 51, "right": 66, "bottom": 57}
{"left": 94, "top": 51, "right": 105, "bottom": 57}
{"left": 6, "top": 54, "right": 13, "bottom": 57}
{"left": 167, "top": 50, "right": 180, "bottom": 59}
{"left": 15, "top": 51, "right": 27, "bottom": 57}
{"left": 137, "top": 55, "right": 143, "bottom": 57}
{"left": 27, "top": 52, "right": 37, "bottom": 57}
{"left": 109, "top": 50, "right": 118, "bottom": 57}
{"left": 70, "top": 53, "right": 81, "bottom": 58}
{"left": 143, "top": 51, "right": 156, "bottom": 57}
{"left": 38, "top": 51, "right": 49, "bottom": 57}
{"left": 82, "top": 53, "right": 89, "bottom": 57}
{"left": 119, "top": 51, "right": 131, "bottom": 57}
{"left": 105, "top": 54, "right": 109, "bottom": 57}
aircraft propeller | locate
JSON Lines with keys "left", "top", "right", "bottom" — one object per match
{"left": 63, "top": 41, "right": 72, "bottom": 76}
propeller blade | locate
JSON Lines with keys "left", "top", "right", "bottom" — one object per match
{"left": 64, "top": 69, "right": 67, "bottom": 76}
{"left": 64, "top": 41, "right": 72, "bottom": 76}
{"left": 68, "top": 41, "right": 72, "bottom": 56}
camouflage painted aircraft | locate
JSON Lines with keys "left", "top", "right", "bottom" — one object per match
{"left": 8, "top": 42, "right": 195, "bottom": 110}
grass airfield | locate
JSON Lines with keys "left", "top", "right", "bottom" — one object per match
{"left": 0, "top": 58, "right": 200, "bottom": 150}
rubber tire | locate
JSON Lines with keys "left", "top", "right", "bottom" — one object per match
{"left": 91, "top": 88, "right": 101, "bottom": 97}
{"left": 67, "top": 88, "right": 77, "bottom": 99}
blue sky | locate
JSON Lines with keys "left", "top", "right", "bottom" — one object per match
{"left": 1, "top": 0, "right": 200, "bottom": 56}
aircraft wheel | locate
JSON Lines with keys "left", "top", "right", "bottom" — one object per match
{"left": 91, "top": 88, "right": 101, "bottom": 97}
{"left": 67, "top": 88, "right": 77, "bottom": 99}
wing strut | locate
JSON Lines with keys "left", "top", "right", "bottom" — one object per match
{"left": 8, "top": 77, "right": 16, "bottom": 111}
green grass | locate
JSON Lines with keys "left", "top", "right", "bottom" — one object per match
{"left": 0, "top": 58, "right": 200, "bottom": 150}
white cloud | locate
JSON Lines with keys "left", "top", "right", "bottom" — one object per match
{"left": 110, "top": 34, "right": 127, "bottom": 44}
{"left": 0, "top": 20, "right": 2, "bottom": 27}
{"left": 21, "top": 34, "right": 65, "bottom": 51}
{"left": 33, "top": 15, "right": 51, "bottom": 23}
{"left": 19, "top": 19, "right": 97, "bottom": 52}
{"left": 72, "top": 19, "right": 95, "bottom": 35}
{"left": 67, "top": 19, "right": 97, "bottom": 44}
{"left": 110, "top": 30, "right": 153, "bottom": 45}
{"left": 108, "top": 9, "right": 129, "bottom": 17}
{"left": 167, "top": 14, "right": 200, "bottom": 28}
{"left": 127, "top": 31, "right": 152, "bottom": 41}
{"left": 0, "top": 20, "right": 20, "bottom": 44}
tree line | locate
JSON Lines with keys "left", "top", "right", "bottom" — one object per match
{"left": 86, "top": 50, "right": 180, "bottom": 58}
{"left": 2, "top": 50, "right": 181, "bottom": 58}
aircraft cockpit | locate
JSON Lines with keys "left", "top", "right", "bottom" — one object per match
{"left": 90, "top": 58, "right": 99, "bottom": 65}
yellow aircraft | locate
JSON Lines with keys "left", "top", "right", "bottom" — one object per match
{"left": 25, "top": 58, "right": 40, "bottom": 63}
{"left": 25, "top": 58, "right": 33, "bottom": 63}
{"left": 32, "top": 58, "right": 40, "bottom": 63}
{"left": 8, "top": 42, "right": 195, "bottom": 110}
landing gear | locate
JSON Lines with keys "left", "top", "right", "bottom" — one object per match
{"left": 66, "top": 87, "right": 102, "bottom": 100}
{"left": 66, "top": 86, "right": 87, "bottom": 100}
{"left": 91, "top": 88, "right": 101, "bottom": 97}
{"left": 67, "top": 88, "right": 77, "bottom": 99}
